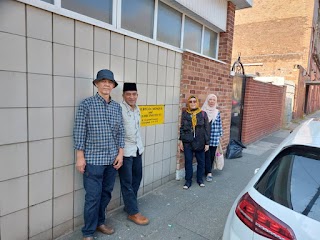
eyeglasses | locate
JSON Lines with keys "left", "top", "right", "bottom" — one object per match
{"left": 189, "top": 100, "right": 197, "bottom": 103}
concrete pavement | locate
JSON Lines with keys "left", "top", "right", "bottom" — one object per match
{"left": 59, "top": 111, "right": 320, "bottom": 240}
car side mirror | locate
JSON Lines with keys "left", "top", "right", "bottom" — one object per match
{"left": 254, "top": 168, "right": 260, "bottom": 174}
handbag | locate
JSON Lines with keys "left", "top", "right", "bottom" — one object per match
{"left": 214, "top": 143, "right": 224, "bottom": 170}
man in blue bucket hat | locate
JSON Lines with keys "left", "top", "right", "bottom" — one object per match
{"left": 74, "top": 69, "right": 124, "bottom": 240}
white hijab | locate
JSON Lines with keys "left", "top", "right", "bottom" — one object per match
{"left": 201, "top": 94, "right": 219, "bottom": 122}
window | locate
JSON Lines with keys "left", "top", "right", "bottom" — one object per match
{"left": 255, "top": 145, "right": 320, "bottom": 222}
{"left": 157, "top": 2, "right": 182, "bottom": 47}
{"left": 183, "top": 16, "right": 202, "bottom": 53}
{"left": 62, "top": 0, "right": 113, "bottom": 24}
{"left": 203, "top": 27, "right": 218, "bottom": 58}
{"left": 40, "top": 0, "right": 53, "bottom": 3}
{"left": 121, "top": 0, "right": 155, "bottom": 38}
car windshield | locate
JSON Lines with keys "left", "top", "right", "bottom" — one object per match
{"left": 254, "top": 145, "right": 320, "bottom": 222}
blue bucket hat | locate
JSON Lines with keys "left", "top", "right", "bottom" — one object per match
{"left": 93, "top": 69, "right": 118, "bottom": 87}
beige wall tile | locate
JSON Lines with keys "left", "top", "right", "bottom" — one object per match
{"left": 75, "top": 48, "right": 93, "bottom": 79}
{"left": 28, "top": 108, "right": 53, "bottom": 141}
{"left": 166, "top": 67, "right": 175, "bottom": 86}
{"left": 171, "top": 139, "right": 178, "bottom": 157}
{"left": 28, "top": 38, "right": 52, "bottom": 74}
{"left": 74, "top": 215, "right": 84, "bottom": 228}
{"left": 75, "top": 78, "right": 94, "bottom": 106}
{"left": 53, "top": 107, "right": 74, "bottom": 138}
{"left": 158, "top": 47, "right": 167, "bottom": 66}
{"left": 144, "top": 145, "right": 154, "bottom": 166}
{"left": 53, "top": 76, "right": 74, "bottom": 107}
{"left": 0, "top": 176, "right": 28, "bottom": 216}
{"left": 29, "top": 228, "right": 52, "bottom": 240}
{"left": 173, "top": 87, "right": 180, "bottom": 105}
{"left": 157, "top": 65, "right": 166, "bottom": 86}
{"left": 165, "top": 105, "right": 173, "bottom": 123}
{"left": 53, "top": 44, "right": 75, "bottom": 77}
{"left": 53, "top": 193, "right": 73, "bottom": 226}
{"left": 75, "top": 21, "right": 93, "bottom": 50}
{"left": 94, "top": 27, "right": 110, "bottom": 53}
{"left": 0, "top": 209, "right": 28, "bottom": 240}
{"left": 0, "top": 143, "right": 27, "bottom": 181}
{"left": 148, "top": 44, "right": 158, "bottom": 64}
{"left": 143, "top": 165, "right": 153, "bottom": 186}
{"left": 53, "top": 14, "right": 74, "bottom": 46}
{"left": 153, "top": 161, "right": 162, "bottom": 181}
{"left": 137, "top": 61, "right": 147, "bottom": 84}
{"left": 74, "top": 170, "right": 83, "bottom": 191}
{"left": 54, "top": 137, "right": 74, "bottom": 168}
{"left": 136, "top": 84, "right": 147, "bottom": 105}
{"left": 147, "top": 63, "right": 157, "bottom": 85}
{"left": 27, "top": 5, "right": 52, "bottom": 41}
{"left": 170, "top": 156, "right": 177, "bottom": 174}
{"left": 164, "top": 123, "right": 172, "bottom": 142}
{"left": 54, "top": 165, "right": 74, "bottom": 197}
{"left": 171, "top": 122, "right": 179, "bottom": 140}
{"left": 74, "top": 189, "right": 85, "bottom": 217}
{"left": 155, "top": 124, "right": 164, "bottom": 143}
{"left": 145, "top": 125, "right": 156, "bottom": 146}
{"left": 163, "top": 141, "right": 171, "bottom": 160}
{"left": 29, "top": 200, "right": 53, "bottom": 237}
{"left": 94, "top": 52, "right": 110, "bottom": 75}
{"left": 0, "top": 71, "right": 26, "bottom": 108}
{"left": 125, "top": 36, "right": 137, "bottom": 60}
{"left": 162, "top": 158, "right": 171, "bottom": 178}
{"left": 29, "top": 139, "right": 53, "bottom": 174}
{"left": 28, "top": 74, "right": 53, "bottom": 107}
{"left": 29, "top": 170, "right": 53, "bottom": 206}
{"left": 154, "top": 142, "right": 164, "bottom": 163}
{"left": 0, "top": 32, "right": 26, "bottom": 72}
{"left": 124, "top": 59, "right": 137, "bottom": 83}
{"left": 110, "top": 55, "right": 124, "bottom": 82}
{"left": 174, "top": 68, "right": 181, "bottom": 87}
{"left": 0, "top": 0, "right": 25, "bottom": 35}
{"left": 165, "top": 86, "right": 174, "bottom": 104}
{"left": 111, "top": 32, "right": 124, "bottom": 57}
{"left": 0, "top": 108, "right": 27, "bottom": 145}
{"left": 175, "top": 52, "right": 182, "bottom": 69}
{"left": 167, "top": 50, "right": 176, "bottom": 67}
{"left": 137, "top": 40, "right": 148, "bottom": 62}
{"left": 156, "top": 85, "right": 165, "bottom": 104}
{"left": 147, "top": 85, "right": 157, "bottom": 105}
{"left": 172, "top": 105, "right": 179, "bottom": 122}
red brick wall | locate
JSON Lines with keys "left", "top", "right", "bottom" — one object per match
{"left": 241, "top": 78, "right": 286, "bottom": 144}
{"left": 177, "top": 2, "right": 236, "bottom": 171}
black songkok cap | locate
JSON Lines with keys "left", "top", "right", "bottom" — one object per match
{"left": 123, "top": 82, "right": 137, "bottom": 92}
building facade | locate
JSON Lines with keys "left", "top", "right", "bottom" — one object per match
{"left": 0, "top": 0, "right": 252, "bottom": 239}
{"left": 232, "top": 0, "right": 320, "bottom": 118}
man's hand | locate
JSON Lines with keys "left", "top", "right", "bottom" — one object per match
{"left": 76, "top": 156, "right": 86, "bottom": 174}
{"left": 179, "top": 141, "right": 184, "bottom": 151}
{"left": 204, "top": 145, "right": 209, "bottom": 152}
{"left": 113, "top": 148, "right": 124, "bottom": 170}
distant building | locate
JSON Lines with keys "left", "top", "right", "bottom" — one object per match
{"left": 233, "top": 0, "right": 320, "bottom": 119}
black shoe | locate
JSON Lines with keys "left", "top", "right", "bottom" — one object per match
{"left": 183, "top": 182, "right": 191, "bottom": 189}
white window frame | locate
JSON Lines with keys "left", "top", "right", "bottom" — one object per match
{"left": 17, "top": 0, "right": 225, "bottom": 61}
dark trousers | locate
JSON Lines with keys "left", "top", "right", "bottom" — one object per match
{"left": 118, "top": 153, "right": 142, "bottom": 215}
{"left": 205, "top": 146, "right": 218, "bottom": 175}
{"left": 183, "top": 144, "right": 205, "bottom": 185}
{"left": 82, "top": 164, "right": 117, "bottom": 237}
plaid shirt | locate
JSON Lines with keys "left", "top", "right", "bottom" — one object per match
{"left": 73, "top": 93, "right": 125, "bottom": 165}
{"left": 209, "top": 111, "right": 223, "bottom": 146}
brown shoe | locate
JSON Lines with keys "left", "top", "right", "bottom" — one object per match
{"left": 96, "top": 224, "right": 115, "bottom": 235}
{"left": 83, "top": 237, "right": 93, "bottom": 240}
{"left": 128, "top": 213, "right": 150, "bottom": 225}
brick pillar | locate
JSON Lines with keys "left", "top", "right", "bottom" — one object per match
{"left": 218, "top": 1, "right": 236, "bottom": 65}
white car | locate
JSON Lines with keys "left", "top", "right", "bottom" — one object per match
{"left": 223, "top": 118, "right": 320, "bottom": 240}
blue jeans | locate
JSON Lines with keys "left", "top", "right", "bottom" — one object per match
{"left": 205, "top": 146, "right": 217, "bottom": 175}
{"left": 183, "top": 144, "right": 205, "bottom": 185}
{"left": 118, "top": 152, "right": 142, "bottom": 215}
{"left": 82, "top": 164, "right": 117, "bottom": 237}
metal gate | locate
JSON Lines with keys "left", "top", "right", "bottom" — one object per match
{"left": 230, "top": 57, "right": 246, "bottom": 141}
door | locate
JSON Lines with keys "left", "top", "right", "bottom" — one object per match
{"left": 230, "top": 75, "right": 246, "bottom": 141}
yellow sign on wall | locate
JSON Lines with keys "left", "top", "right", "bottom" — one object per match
{"left": 138, "top": 105, "right": 164, "bottom": 127}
